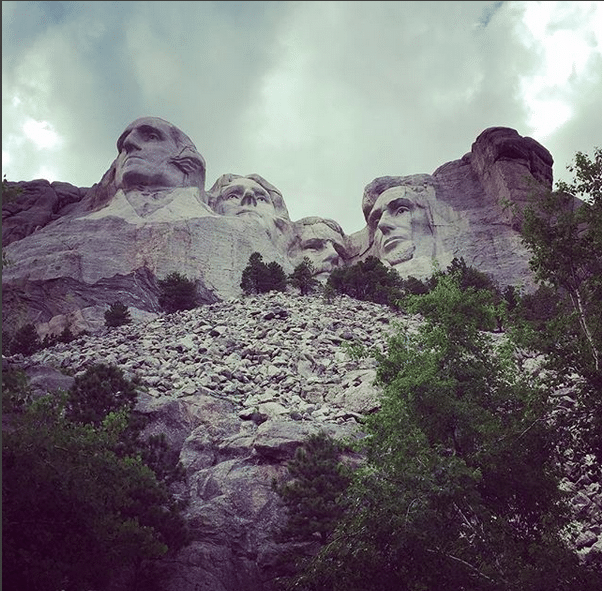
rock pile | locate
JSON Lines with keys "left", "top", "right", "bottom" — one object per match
{"left": 9, "top": 291, "right": 600, "bottom": 590}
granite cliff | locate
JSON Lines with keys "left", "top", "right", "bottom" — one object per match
{"left": 2, "top": 121, "right": 556, "bottom": 338}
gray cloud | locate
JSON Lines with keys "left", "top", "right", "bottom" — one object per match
{"left": 2, "top": 1, "right": 601, "bottom": 234}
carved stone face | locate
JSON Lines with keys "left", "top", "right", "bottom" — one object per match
{"left": 115, "top": 117, "right": 202, "bottom": 191}
{"left": 291, "top": 221, "right": 346, "bottom": 279}
{"left": 214, "top": 177, "right": 276, "bottom": 221}
{"left": 368, "top": 185, "right": 432, "bottom": 266}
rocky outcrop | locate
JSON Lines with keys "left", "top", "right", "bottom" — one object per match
{"left": 2, "top": 123, "right": 560, "bottom": 339}
{"left": 6, "top": 291, "right": 600, "bottom": 589}
{"left": 16, "top": 292, "right": 395, "bottom": 590}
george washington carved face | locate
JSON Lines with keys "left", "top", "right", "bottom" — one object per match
{"left": 115, "top": 117, "right": 206, "bottom": 192}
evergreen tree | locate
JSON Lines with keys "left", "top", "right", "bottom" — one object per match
{"left": 105, "top": 301, "right": 132, "bottom": 327}
{"left": 289, "top": 257, "right": 320, "bottom": 295}
{"left": 274, "top": 432, "right": 351, "bottom": 545}
{"left": 292, "top": 272, "right": 597, "bottom": 591}
{"left": 8, "top": 323, "right": 41, "bottom": 356}
{"left": 267, "top": 260, "right": 288, "bottom": 292}
{"left": 241, "top": 252, "right": 288, "bottom": 294}
{"left": 241, "top": 252, "right": 269, "bottom": 294}
{"left": 158, "top": 272, "right": 198, "bottom": 313}
{"left": 327, "top": 256, "right": 404, "bottom": 306}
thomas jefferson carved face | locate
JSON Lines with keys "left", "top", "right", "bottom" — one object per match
{"left": 368, "top": 185, "right": 432, "bottom": 266}
{"left": 214, "top": 177, "right": 277, "bottom": 221}
{"left": 290, "top": 219, "right": 347, "bottom": 279}
{"left": 115, "top": 117, "right": 205, "bottom": 191}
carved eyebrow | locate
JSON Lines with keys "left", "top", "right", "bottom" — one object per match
{"left": 137, "top": 125, "right": 164, "bottom": 138}
{"left": 387, "top": 197, "right": 413, "bottom": 211}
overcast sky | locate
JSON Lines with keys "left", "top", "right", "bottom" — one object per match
{"left": 2, "top": 1, "right": 602, "bottom": 234}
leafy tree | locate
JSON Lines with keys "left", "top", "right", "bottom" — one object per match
{"left": 513, "top": 147, "right": 601, "bottom": 471}
{"left": 289, "top": 257, "right": 320, "bottom": 295}
{"left": 105, "top": 300, "right": 133, "bottom": 327}
{"left": 327, "top": 256, "right": 404, "bottom": 306}
{"left": 158, "top": 272, "right": 198, "bottom": 313}
{"left": 2, "top": 395, "right": 188, "bottom": 591}
{"left": 291, "top": 272, "right": 597, "bottom": 591}
{"left": 2, "top": 364, "right": 190, "bottom": 591}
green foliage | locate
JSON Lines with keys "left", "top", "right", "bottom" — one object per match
{"left": 6, "top": 323, "right": 42, "bottom": 356}
{"left": 289, "top": 257, "right": 320, "bottom": 295}
{"left": 291, "top": 272, "right": 597, "bottom": 591}
{"left": 66, "top": 363, "right": 140, "bottom": 427}
{"left": 2, "top": 365, "right": 190, "bottom": 591}
{"left": 268, "top": 260, "right": 288, "bottom": 292}
{"left": 274, "top": 432, "right": 352, "bottom": 545}
{"left": 158, "top": 271, "right": 198, "bottom": 313}
{"left": 241, "top": 252, "right": 287, "bottom": 294}
{"left": 327, "top": 256, "right": 404, "bottom": 306}
{"left": 513, "top": 148, "right": 601, "bottom": 472}
{"left": 105, "top": 300, "right": 133, "bottom": 328}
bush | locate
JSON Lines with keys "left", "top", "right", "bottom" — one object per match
{"left": 66, "top": 363, "right": 140, "bottom": 427}
{"left": 105, "top": 301, "right": 132, "bottom": 327}
{"left": 158, "top": 272, "right": 198, "bottom": 313}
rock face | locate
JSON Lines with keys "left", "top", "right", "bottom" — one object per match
{"left": 18, "top": 292, "right": 396, "bottom": 590}
{"left": 2, "top": 121, "right": 556, "bottom": 338}
{"left": 8, "top": 291, "right": 600, "bottom": 589}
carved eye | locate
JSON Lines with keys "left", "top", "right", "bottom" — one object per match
{"left": 394, "top": 205, "right": 410, "bottom": 215}
{"left": 144, "top": 131, "right": 160, "bottom": 141}
{"left": 256, "top": 192, "right": 269, "bottom": 202}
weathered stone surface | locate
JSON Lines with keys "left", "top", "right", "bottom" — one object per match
{"left": 2, "top": 179, "right": 86, "bottom": 246}
{"left": 4, "top": 291, "right": 599, "bottom": 590}
{"left": 0, "top": 122, "right": 574, "bottom": 342}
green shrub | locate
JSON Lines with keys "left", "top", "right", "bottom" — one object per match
{"left": 66, "top": 363, "right": 140, "bottom": 427}
{"left": 158, "top": 272, "right": 198, "bottom": 313}
{"left": 104, "top": 301, "right": 132, "bottom": 327}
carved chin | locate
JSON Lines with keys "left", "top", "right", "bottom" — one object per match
{"left": 382, "top": 241, "right": 415, "bottom": 265}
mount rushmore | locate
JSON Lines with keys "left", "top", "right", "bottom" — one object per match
{"left": 2, "top": 118, "right": 554, "bottom": 336}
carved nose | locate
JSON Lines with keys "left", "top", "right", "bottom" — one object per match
{"left": 378, "top": 213, "right": 395, "bottom": 234}
{"left": 323, "top": 243, "right": 339, "bottom": 264}
{"left": 122, "top": 133, "right": 141, "bottom": 153}
{"left": 241, "top": 190, "right": 257, "bottom": 206}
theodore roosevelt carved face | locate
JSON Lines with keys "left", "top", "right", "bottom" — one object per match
{"left": 289, "top": 217, "right": 348, "bottom": 280}
{"left": 115, "top": 117, "right": 206, "bottom": 192}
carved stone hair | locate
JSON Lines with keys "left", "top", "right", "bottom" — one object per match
{"left": 362, "top": 174, "right": 435, "bottom": 223}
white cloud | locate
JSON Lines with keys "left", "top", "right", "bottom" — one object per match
{"left": 1, "top": 1, "right": 601, "bottom": 231}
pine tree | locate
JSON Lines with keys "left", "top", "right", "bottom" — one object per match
{"left": 289, "top": 257, "right": 319, "bottom": 295}
{"left": 105, "top": 301, "right": 132, "bottom": 327}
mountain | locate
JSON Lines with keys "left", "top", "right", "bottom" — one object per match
{"left": 2, "top": 121, "right": 557, "bottom": 338}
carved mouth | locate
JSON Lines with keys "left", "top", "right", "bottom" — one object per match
{"left": 383, "top": 235, "right": 411, "bottom": 249}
